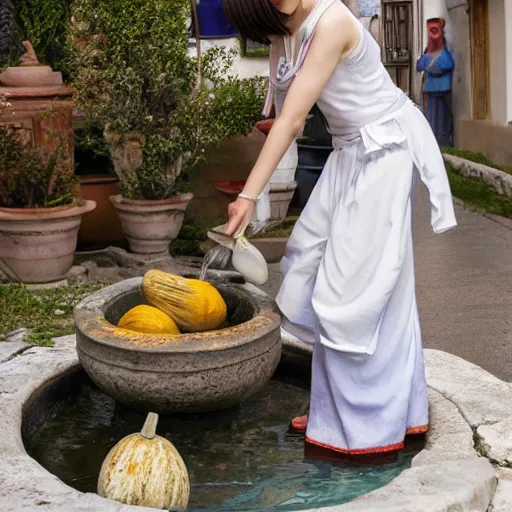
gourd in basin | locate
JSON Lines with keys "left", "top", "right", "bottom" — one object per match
{"left": 142, "top": 270, "right": 227, "bottom": 332}
{"left": 74, "top": 277, "right": 282, "bottom": 413}
{"left": 117, "top": 305, "right": 180, "bottom": 335}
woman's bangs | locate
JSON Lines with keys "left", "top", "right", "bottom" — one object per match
{"left": 222, "top": 0, "right": 290, "bottom": 45}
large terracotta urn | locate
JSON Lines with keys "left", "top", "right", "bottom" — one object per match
{"left": 78, "top": 175, "right": 124, "bottom": 250}
{"left": 0, "top": 42, "right": 74, "bottom": 170}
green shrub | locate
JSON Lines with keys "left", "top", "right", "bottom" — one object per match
{"left": 0, "top": 124, "right": 76, "bottom": 208}
{"left": 15, "top": 0, "right": 71, "bottom": 70}
{"left": 0, "top": 0, "right": 25, "bottom": 70}
{"left": 67, "top": 0, "right": 266, "bottom": 201}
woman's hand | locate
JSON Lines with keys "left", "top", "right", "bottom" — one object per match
{"left": 225, "top": 197, "right": 255, "bottom": 237}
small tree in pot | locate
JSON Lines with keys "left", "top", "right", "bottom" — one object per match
{"left": 67, "top": 0, "right": 265, "bottom": 254}
{"left": 0, "top": 113, "right": 95, "bottom": 284}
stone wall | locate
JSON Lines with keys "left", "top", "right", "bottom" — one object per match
{"left": 457, "top": 119, "right": 512, "bottom": 167}
{"left": 186, "top": 130, "right": 266, "bottom": 229}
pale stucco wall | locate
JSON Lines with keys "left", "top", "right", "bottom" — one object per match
{"left": 488, "top": 0, "right": 508, "bottom": 125}
{"left": 187, "top": 38, "right": 269, "bottom": 80}
{"left": 446, "top": 0, "right": 472, "bottom": 129}
{"left": 505, "top": 1, "right": 512, "bottom": 125}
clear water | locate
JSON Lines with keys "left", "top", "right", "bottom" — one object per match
{"left": 25, "top": 376, "right": 421, "bottom": 512}
{"left": 200, "top": 245, "right": 231, "bottom": 280}
{"left": 200, "top": 220, "right": 281, "bottom": 280}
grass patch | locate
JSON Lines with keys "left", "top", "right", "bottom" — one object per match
{"left": 442, "top": 147, "right": 512, "bottom": 176}
{"left": 447, "top": 163, "right": 512, "bottom": 218}
{"left": 0, "top": 283, "right": 107, "bottom": 346}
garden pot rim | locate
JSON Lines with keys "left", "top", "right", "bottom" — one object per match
{"left": 79, "top": 174, "right": 119, "bottom": 185}
{"left": 110, "top": 193, "right": 194, "bottom": 208}
{"left": 255, "top": 118, "right": 275, "bottom": 135}
{"left": 215, "top": 180, "right": 298, "bottom": 195}
{"left": 297, "top": 142, "right": 334, "bottom": 150}
{"left": 0, "top": 200, "right": 96, "bottom": 221}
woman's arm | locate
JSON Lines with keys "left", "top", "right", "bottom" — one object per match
{"left": 225, "top": 5, "right": 357, "bottom": 236}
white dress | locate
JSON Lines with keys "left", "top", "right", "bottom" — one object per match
{"left": 264, "top": 0, "right": 457, "bottom": 455}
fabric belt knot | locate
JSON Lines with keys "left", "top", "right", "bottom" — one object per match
{"left": 332, "top": 114, "right": 408, "bottom": 162}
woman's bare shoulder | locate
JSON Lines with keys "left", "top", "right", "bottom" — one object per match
{"left": 315, "top": 2, "right": 360, "bottom": 50}
{"left": 317, "top": 1, "right": 353, "bottom": 27}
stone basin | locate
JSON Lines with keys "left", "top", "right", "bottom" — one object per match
{"left": 0, "top": 335, "right": 505, "bottom": 512}
{"left": 74, "top": 276, "right": 282, "bottom": 413}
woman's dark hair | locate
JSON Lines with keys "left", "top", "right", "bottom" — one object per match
{"left": 222, "top": 0, "right": 291, "bottom": 45}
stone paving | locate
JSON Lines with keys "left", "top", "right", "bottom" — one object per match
{"left": 260, "top": 186, "right": 512, "bottom": 382}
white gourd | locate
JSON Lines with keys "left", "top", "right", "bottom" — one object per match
{"left": 98, "top": 412, "right": 190, "bottom": 510}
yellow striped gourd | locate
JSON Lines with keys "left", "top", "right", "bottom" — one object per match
{"left": 142, "top": 270, "right": 227, "bottom": 332}
{"left": 117, "top": 304, "right": 180, "bottom": 335}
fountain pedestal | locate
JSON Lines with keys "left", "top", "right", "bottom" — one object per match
{"left": 74, "top": 276, "right": 282, "bottom": 413}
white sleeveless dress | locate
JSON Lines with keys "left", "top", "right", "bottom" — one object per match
{"left": 265, "top": 0, "right": 457, "bottom": 455}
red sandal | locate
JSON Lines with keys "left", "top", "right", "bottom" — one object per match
{"left": 289, "top": 414, "right": 308, "bottom": 433}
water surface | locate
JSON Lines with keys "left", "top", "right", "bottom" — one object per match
{"left": 26, "top": 376, "right": 420, "bottom": 511}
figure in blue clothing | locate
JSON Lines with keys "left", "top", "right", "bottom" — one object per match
{"left": 417, "top": 17, "right": 455, "bottom": 147}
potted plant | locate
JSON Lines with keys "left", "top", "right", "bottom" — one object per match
{"left": 67, "top": 0, "right": 265, "bottom": 255}
{"left": 73, "top": 119, "right": 124, "bottom": 250}
{"left": 0, "top": 119, "right": 95, "bottom": 284}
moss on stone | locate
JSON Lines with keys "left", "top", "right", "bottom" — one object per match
{"left": 442, "top": 147, "right": 512, "bottom": 176}
{"left": 446, "top": 163, "right": 512, "bottom": 219}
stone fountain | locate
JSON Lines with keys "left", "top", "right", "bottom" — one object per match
{"left": 74, "top": 275, "right": 282, "bottom": 413}
{"left": 0, "top": 271, "right": 510, "bottom": 511}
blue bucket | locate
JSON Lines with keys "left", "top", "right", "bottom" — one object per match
{"left": 196, "top": 0, "right": 238, "bottom": 38}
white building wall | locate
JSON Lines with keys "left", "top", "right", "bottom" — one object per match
{"left": 505, "top": 0, "right": 512, "bottom": 124}
{"left": 488, "top": 0, "right": 508, "bottom": 125}
{"left": 187, "top": 38, "right": 269, "bottom": 80}
{"left": 445, "top": 0, "right": 472, "bottom": 123}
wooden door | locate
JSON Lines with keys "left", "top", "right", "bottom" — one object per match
{"left": 470, "top": 0, "right": 490, "bottom": 119}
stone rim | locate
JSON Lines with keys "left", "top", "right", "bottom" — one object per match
{"left": 0, "top": 336, "right": 507, "bottom": 511}
{"left": 74, "top": 277, "right": 281, "bottom": 353}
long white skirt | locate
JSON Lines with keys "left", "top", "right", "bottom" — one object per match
{"left": 276, "top": 101, "right": 455, "bottom": 454}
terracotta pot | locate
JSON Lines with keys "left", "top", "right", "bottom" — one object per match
{"left": 110, "top": 194, "right": 193, "bottom": 254}
{"left": 268, "top": 181, "right": 298, "bottom": 222}
{"left": 78, "top": 175, "right": 124, "bottom": 250}
{"left": 255, "top": 119, "right": 275, "bottom": 136}
{"left": 0, "top": 200, "right": 96, "bottom": 284}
